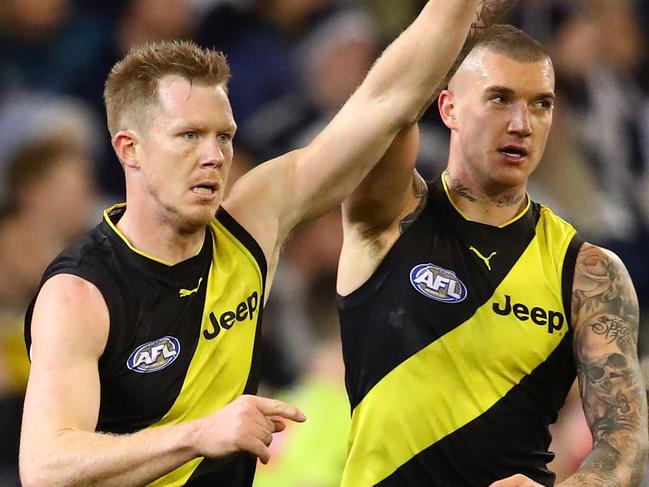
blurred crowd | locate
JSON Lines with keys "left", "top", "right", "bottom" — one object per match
{"left": 1, "top": 0, "right": 649, "bottom": 485}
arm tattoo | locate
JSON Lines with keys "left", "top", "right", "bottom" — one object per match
{"left": 472, "top": 0, "right": 520, "bottom": 32}
{"left": 589, "top": 316, "right": 635, "bottom": 354}
{"left": 399, "top": 172, "right": 428, "bottom": 234}
{"left": 571, "top": 244, "right": 639, "bottom": 326}
{"left": 564, "top": 244, "right": 648, "bottom": 486}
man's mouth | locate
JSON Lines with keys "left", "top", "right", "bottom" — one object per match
{"left": 498, "top": 145, "right": 529, "bottom": 160}
{"left": 191, "top": 183, "right": 217, "bottom": 195}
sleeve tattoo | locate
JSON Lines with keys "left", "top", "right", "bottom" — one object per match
{"left": 566, "top": 243, "right": 648, "bottom": 486}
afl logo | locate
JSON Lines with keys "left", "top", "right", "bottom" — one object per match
{"left": 127, "top": 336, "right": 180, "bottom": 374}
{"left": 410, "top": 263, "right": 468, "bottom": 303}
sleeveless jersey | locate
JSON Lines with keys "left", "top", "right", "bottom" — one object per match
{"left": 25, "top": 204, "right": 267, "bottom": 487}
{"left": 337, "top": 176, "right": 583, "bottom": 487}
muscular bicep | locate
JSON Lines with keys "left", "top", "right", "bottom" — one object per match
{"left": 571, "top": 243, "right": 648, "bottom": 483}
{"left": 343, "top": 124, "right": 423, "bottom": 234}
{"left": 21, "top": 275, "right": 109, "bottom": 459}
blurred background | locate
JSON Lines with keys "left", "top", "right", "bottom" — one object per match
{"left": 1, "top": 0, "right": 649, "bottom": 485}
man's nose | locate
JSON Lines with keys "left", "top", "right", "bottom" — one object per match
{"left": 200, "top": 138, "right": 225, "bottom": 168}
{"left": 507, "top": 102, "right": 532, "bottom": 137}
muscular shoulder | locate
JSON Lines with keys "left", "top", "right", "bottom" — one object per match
{"left": 571, "top": 243, "right": 639, "bottom": 337}
{"left": 30, "top": 274, "right": 109, "bottom": 361}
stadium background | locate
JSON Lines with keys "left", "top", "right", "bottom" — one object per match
{"left": 1, "top": 0, "right": 648, "bottom": 485}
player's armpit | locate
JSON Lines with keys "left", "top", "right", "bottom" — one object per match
{"left": 342, "top": 124, "right": 423, "bottom": 238}
{"left": 560, "top": 244, "right": 649, "bottom": 486}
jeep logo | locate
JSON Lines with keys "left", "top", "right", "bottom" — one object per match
{"left": 492, "top": 295, "right": 564, "bottom": 334}
{"left": 203, "top": 291, "right": 259, "bottom": 340}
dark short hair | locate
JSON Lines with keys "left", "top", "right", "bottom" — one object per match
{"left": 104, "top": 40, "right": 231, "bottom": 137}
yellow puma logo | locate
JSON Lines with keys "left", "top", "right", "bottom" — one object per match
{"left": 469, "top": 246, "right": 497, "bottom": 271}
{"left": 179, "top": 277, "right": 203, "bottom": 298}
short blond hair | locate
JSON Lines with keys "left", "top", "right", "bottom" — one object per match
{"left": 444, "top": 24, "right": 551, "bottom": 89}
{"left": 104, "top": 40, "right": 231, "bottom": 137}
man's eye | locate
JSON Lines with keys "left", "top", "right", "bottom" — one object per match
{"left": 536, "top": 99, "right": 554, "bottom": 110}
{"left": 219, "top": 133, "right": 233, "bottom": 143}
{"left": 491, "top": 95, "right": 507, "bottom": 104}
{"left": 182, "top": 131, "right": 198, "bottom": 140}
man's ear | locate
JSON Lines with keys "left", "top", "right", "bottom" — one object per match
{"left": 112, "top": 130, "right": 140, "bottom": 168}
{"left": 438, "top": 89, "right": 458, "bottom": 130}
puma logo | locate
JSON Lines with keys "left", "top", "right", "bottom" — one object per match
{"left": 179, "top": 277, "right": 203, "bottom": 298}
{"left": 469, "top": 246, "right": 497, "bottom": 271}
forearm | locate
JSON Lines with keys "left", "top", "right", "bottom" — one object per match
{"left": 557, "top": 434, "right": 648, "bottom": 487}
{"left": 556, "top": 375, "right": 648, "bottom": 486}
{"left": 20, "top": 421, "right": 199, "bottom": 487}
{"left": 360, "top": 0, "right": 482, "bottom": 128}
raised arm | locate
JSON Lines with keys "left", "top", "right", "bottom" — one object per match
{"left": 20, "top": 275, "right": 304, "bottom": 487}
{"left": 224, "top": 0, "right": 499, "bottom": 270}
{"left": 558, "top": 244, "right": 648, "bottom": 486}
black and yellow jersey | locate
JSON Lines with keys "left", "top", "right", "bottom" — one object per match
{"left": 337, "top": 176, "right": 583, "bottom": 487}
{"left": 25, "top": 204, "right": 267, "bottom": 486}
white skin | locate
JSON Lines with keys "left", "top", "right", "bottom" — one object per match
{"left": 339, "top": 47, "right": 648, "bottom": 486}
{"left": 20, "top": 1, "right": 487, "bottom": 486}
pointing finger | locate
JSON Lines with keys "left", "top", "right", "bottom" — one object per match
{"left": 253, "top": 397, "right": 306, "bottom": 422}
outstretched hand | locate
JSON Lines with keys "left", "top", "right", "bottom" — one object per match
{"left": 192, "top": 394, "right": 306, "bottom": 464}
{"left": 490, "top": 474, "right": 544, "bottom": 487}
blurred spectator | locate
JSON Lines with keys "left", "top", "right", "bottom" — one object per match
{"left": 254, "top": 271, "right": 350, "bottom": 487}
{"left": 260, "top": 208, "right": 344, "bottom": 390}
{"left": 0, "top": 0, "right": 113, "bottom": 97}
{"left": 196, "top": 1, "right": 327, "bottom": 130}
{"left": 0, "top": 92, "right": 102, "bottom": 199}
{"left": 0, "top": 136, "right": 99, "bottom": 485}
{"left": 360, "top": 0, "right": 422, "bottom": 47}
{"left": 241, "top": 7, "right": 378, "bottom": 160}
{"left": 535, "top": 2, "right": 649, "bottom": 290}
{"left": 0, "top": 138, "right": 98, "bottom": 312}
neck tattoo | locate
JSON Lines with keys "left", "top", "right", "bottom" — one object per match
{"left": 450, "top": 177, "right": 478, "bottom": 203}
{"left": 496, "top": 193, "right": 525, "bottom": 208}
{"left": 446, "top": 172, "right": 525, "bottom": 208}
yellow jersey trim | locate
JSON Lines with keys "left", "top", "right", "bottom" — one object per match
{"left": 441, "top": 171, "right": 531, "bottom": 228}
{"left": 103, "top": 203, "right": 207, "bottom": 267}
